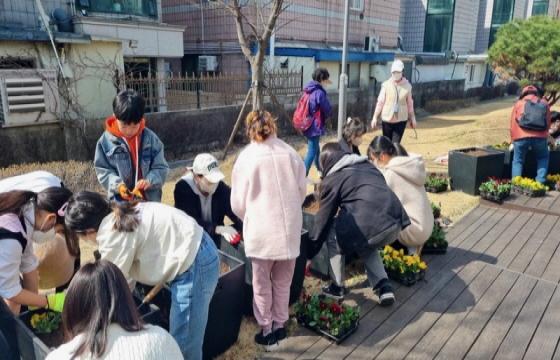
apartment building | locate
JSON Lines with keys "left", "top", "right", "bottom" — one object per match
{"left": 0, "top": 0, "right": 183, "bottom": 126}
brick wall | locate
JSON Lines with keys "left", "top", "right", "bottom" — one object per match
{"left": 399, "top": 0, "right": 427, "bottom": 52}
{"left": 475, "top": 0, "right": 493, "bottom": 53}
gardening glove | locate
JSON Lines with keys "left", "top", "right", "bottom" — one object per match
{"left": 46, "top": 292, "right": 65, "bottom": 312}
{"left": 118, "top": 183, "right": 133, "bottom": 201}
{"left": 131, "top": 187, "right": 145, "bottom": 200}
{"left": 216, "top": 225, "right": 241, "bottom": 246}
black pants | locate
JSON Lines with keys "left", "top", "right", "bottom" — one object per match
{"left": 0, "top": 299, "right": 18, "bottom": 360}
{"left": 382, "top": 121, "right": 407, "bottom": 144}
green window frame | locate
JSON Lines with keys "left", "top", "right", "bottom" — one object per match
{"left": 532, "top": 0, "right": 549, "bottom": 15}
{"left": 423, "top": 0, "right": 456, "bottom": 52}
{"left": 488, "top": 0, "right": 515, "bottom": 47}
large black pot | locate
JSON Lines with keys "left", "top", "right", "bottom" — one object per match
{"left": 449, "top": 147, "right": 505, "bottom": 195}
{"left": 136, "top": 251, "right": 246, "bottom": 360}
{"left": 220, "top": 229, "right": 309, "bottom": 315}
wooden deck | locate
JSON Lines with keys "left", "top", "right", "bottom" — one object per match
{"left": 266, "top": 196, "right": 560, "bottom": 360}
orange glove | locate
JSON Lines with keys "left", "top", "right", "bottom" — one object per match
{"left": 118, "top": 184, "right": 133, "bottom": 201}
{"left": 131, "top": 188, "right": 144, "bottom": 200}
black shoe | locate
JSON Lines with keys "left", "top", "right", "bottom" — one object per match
{"left": 374, "top": 279, "right": 395, "bottom": 307}
{"left": 274, "top": 327, "right": 287, "bottom": 342}
{"left": 255, "top": 331, "right": 279, "bottom": 351}
{"left": 322, "top": 283, "right": 346, "bottom": 300}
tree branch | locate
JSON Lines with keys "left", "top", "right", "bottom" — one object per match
{"left": 221, "top": 0, "right": 254, "bottom": 61}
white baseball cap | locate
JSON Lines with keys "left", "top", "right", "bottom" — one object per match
{"left": 192, "top": 153, "right": 224, "bottom": 183}
{"left": 391, "top": 59, "right": 405, "bottom": 73}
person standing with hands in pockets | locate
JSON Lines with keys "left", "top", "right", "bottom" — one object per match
{"left": 371, "top": 60, "right": 416, "bottom": 144}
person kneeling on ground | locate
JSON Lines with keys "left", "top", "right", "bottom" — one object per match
{"left": 339, "top": 117, "right": 366, "bottom": 155}
{"left": 174, "top": 153, "right": 242, "bottom": 248}
{"left": 309, "top": 143, "right": 410, "bottom": 306}
{"left": 64, "top": 192, "right": 219, "bottom": 360}
{"left": 46, "top": 260, "right": 183, "bottom": 360}
{"left": 368, "top": 136, "right": 434, "bottom": 255}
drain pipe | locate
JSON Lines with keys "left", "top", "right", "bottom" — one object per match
{"left": 35, "top": 0, "right": 66, "bottom": 78}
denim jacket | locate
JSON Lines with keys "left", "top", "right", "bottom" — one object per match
{"left": 94, "top": 128, "right": 169, "bottom": 202}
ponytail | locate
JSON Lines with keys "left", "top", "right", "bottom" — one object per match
{"left": 0, "top": 190, "right": 36, "bottom": 216}
{"left": 368, "top": 135, "right": 409, "bottom": 159}
{"left": 64, "top": 191, "right": 139, "bottom": 256}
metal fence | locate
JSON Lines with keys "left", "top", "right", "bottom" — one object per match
{"left": 119, "top": 69, "right": 304, "bottom": 113}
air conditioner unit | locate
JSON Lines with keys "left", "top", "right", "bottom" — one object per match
{"left": 198, "top": 56, "right": 218, "bottom": 72}
{"left": 364, "top": 35, "right": 380, "bottom": 52}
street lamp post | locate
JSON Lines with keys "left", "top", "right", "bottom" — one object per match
{"left": 337, "top": 0, "right": 351, "bottom": 140}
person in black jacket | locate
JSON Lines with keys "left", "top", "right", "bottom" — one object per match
{"left": 339, "top": 117, "right": 366, "bottom": 155}
{"left": 174, "top": 153, "right": 242, "bottom": 247}
{"left": 309, "top": 142, "right": 410, "bottom": 305}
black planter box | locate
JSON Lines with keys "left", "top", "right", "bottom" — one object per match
{"left": 487, "top": 147, "right": 560, "bottom": 179}
{"left": 136, "top": 251, "right": 246, "bottom": 360}
{"left": 15, "top": 303, "right": 161, "bottom": 360}
{"left": 479, "top": 190, "right": 510, "bottom": 204}
{"left": 512, "top": 185, "right": 546, "bottom": 197}
{"left": 386, "top": 268, "right": 426, "bottom": 286}
{"left": 297, "top": 317, "right": 359, "bottom": 344}
{"left": 449, "top": 147, "right": 505, "bottom": 195}
{"left": 202, "top": 252, "right": 245, "bottom": 360}
{"left": 220, "top": 229, "right": 309, "bottom": 315}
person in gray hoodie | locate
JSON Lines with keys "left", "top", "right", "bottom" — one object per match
{"left": 309, "top": 142, "right": 410, "bottom": 305}
{"left": 368, "top": 136, "right": 434, "bottom": 254}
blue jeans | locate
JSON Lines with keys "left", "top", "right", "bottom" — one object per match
{"left": 169, "top": 232, "right": 219, "bottom": 360}
{"left": 304, "top": 136, "right": 321, "bottom": 176}
{"left": 512, "top": 138, "right": 549, "bottom": 184}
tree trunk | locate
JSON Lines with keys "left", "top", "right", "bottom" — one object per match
{"left": 251, "top": 60, "right": 265, "bottom": 111}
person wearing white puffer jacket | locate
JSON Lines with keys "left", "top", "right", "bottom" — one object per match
{"left": 368, "top": 136, "right": 434, "bottom": 254}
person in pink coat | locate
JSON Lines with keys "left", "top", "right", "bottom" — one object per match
{"left": 231, "top": 110, "right": 307, "bottom": 350}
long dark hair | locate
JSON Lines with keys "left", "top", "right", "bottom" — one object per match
{"left": 0, "top": 187, "right": 72, "bottom": 223}
{"left": 368, "top": 135, "right": 409, "bottom": 160}
{"left": 342, "top": 117, "right": 366, "bottom": 145}
{"left": 64, "top": 191, "right": 139, "bottom": 256}
{"left": 63, "top": 260, "right": 144, "bottom": 359}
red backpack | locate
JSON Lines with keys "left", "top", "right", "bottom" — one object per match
{"left": 292, "top": 92, "right": 315, "bottom": 132}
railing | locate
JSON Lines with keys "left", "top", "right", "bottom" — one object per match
{"left": 76, "top": 0, "right": 158, "bottom": 19}
{"left": 118, "top": 69, "right": 304, "bottom": 113}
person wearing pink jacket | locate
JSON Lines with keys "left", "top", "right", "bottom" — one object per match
{"left": 231, "top": 111, "right": 307, "bottom": 351}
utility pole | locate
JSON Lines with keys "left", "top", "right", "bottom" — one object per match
{"left": 337, "top": 0, "right": 350, "bottom": 140}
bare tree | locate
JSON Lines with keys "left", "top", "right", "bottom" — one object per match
{"left": 221, "top": 0, "right": 288, "bottom": 110}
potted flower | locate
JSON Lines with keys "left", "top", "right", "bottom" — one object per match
{"left": 422, "top": 222, "right": 448, "bottom": 255}
{"left": 478, "top": 178, "right": 511, "bottom": 203}
{"left": 294, "top": 292, "right": 359, "bottom": 344}
{"left": 546, "top": 174, "right": 560, "bottom": 191}
{"left": 424, "top": 173, "right": 449, "bottom": 193}
{"left": 511, "top": 176, "right": 548, "bottom": 197}
{"left": 431, "top": 202, "right": 441, "bottom": 220}
{"left": 381, "top": 245, "right": 427, "bottom": 286}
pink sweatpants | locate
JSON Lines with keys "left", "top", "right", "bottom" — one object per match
{"left": 251, "top": 258, "right": 296, "bottom": 334}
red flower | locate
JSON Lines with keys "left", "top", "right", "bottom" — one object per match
{"left": 330, "top": 303, "right": 342, "bottom": 315}
{"left": 319, "top": 316, "right": 328, "bottom": 322}
{"left": 319, "top": 301, "right": 328, "bottom": 310}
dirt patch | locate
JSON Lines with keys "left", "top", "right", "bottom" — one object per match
{"left": 37, "top": 329, "right": 65, "bottom": 349}
{"left": 459, "top": 148, "right": 495, "bottom": 157}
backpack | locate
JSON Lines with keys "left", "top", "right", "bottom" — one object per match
{"left": 292, "top": 92, "right": 315, "bottom": 132}
{"left": 517, "top": 99, "right": 548, "bottom": 131}
{"left": 0, "top": 215, "right": 27, "bottom": 254}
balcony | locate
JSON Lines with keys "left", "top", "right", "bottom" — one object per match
{"left": 76, "top": 0, "right": 158, "bottom": 20}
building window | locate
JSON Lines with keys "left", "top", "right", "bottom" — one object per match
{"left": 76, "top": 0, "right": 158, "bottom": 19}
{"left": 488, "top": 0, "right": 515, "bottom": 47}
{"left": 532, "top": 0, "right": 549, "bottom": 15}
{"left": 423, "top": 0, "right": 455, "bottom": 52}
{"left": 350, "top": 0, "right": 364, "bottom": 11}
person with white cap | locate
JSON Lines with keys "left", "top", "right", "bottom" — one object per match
{"left": 371, "top": 59, "right": 416, "bottom": 144}
{"left": 174, "top": 153, "right": 242, "bottom": 247}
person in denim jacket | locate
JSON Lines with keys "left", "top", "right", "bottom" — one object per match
{"left": 94, "top": 90, "right": 169, "bottom": 202}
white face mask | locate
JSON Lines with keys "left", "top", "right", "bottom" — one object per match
{"left": 197, "top": 178, "right": 219, "bottom": 195}
{"left": 392, "top": 72, "right": 403, "bottom": 82}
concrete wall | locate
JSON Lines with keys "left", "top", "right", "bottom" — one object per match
{"left": 415, "top": 62, "right": 467, "bottom": 83}
{"left": 0, "top": 40, "right": 123, "bottom": 123}
{"left": 399, "top": 0, "right": 428, "bottom": 52}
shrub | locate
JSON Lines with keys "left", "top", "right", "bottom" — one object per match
{"left": 0, "top": 161, "right": 103, "bottom": 193}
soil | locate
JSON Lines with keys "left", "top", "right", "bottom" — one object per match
{"left": 304, "top": 201, "right": 320, "bottom": 214}
{"left": 36, "top": 328, "right": 65, "bottom": 349}
{"left": 220, "top": 261, "right": 231, "bottom": 275}
{"left": 460, "top": 148, "right": 493, "bottom": 157}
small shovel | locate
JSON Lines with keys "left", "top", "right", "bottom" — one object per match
{"left": 137, "top": 283, "right": 165, "bottom": 311}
